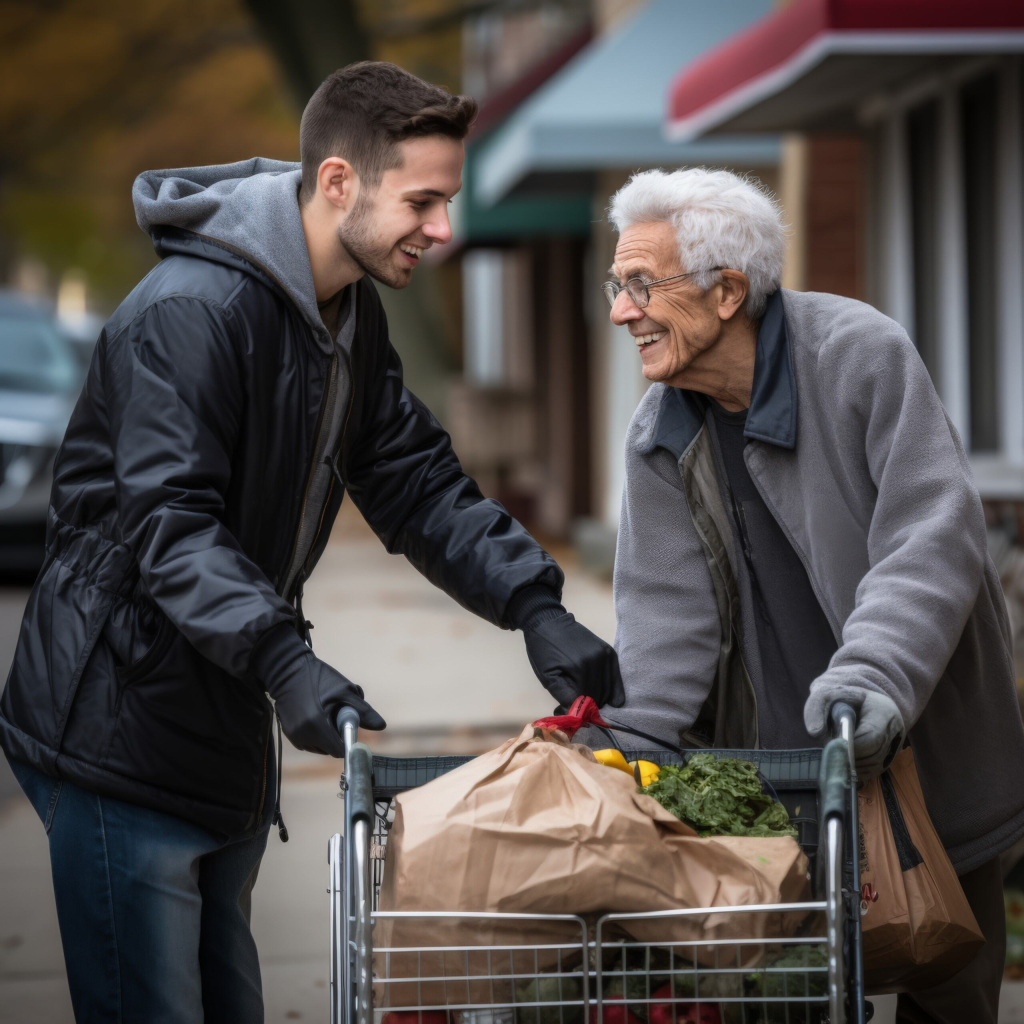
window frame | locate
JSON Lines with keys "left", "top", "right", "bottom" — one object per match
{"left": 868, "top": 56, "right": 1024, "bottom": 497}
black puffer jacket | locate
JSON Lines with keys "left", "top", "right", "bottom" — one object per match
{"left": 0, "top": 160, "right": 562, "bottom": 836}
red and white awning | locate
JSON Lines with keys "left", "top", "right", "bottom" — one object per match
{"left": 666, "top": 0, "right": 1024, "bottom": 140}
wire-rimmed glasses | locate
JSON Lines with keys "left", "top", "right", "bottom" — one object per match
{"left": 601, "top": 267, "right": 721, "bottom": 309}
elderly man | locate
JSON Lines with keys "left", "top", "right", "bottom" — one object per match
{"left": 600, "top": 167, "right": 1024, "bottom": 1020}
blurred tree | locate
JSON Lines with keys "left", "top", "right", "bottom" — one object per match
{"left": 244, "top": 0, "right": 368, "bottom": 105}
{"left": 0, "top": 0, "right": 480, "bottom": 307}
{"left": 0, "top": 0, "right": 301, "bottom": 303}
{"left": 0, "top": 0, "right": 517, "bottom": 416}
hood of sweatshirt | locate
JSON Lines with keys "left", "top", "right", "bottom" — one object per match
{"left": 133, "top": 157, "right": 334, "bottom": 352}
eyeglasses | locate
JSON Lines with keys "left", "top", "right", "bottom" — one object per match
{"left": 601, "top": 267, "right": 722, "bottom": 309}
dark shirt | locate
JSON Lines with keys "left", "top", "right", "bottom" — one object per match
{"left": 317, "top": 286, "right": 351, "bottom": 338}
{"left": 709, "top": 401, "right": 837, "bottom": 747}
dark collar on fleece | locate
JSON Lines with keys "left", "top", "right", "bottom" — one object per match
{"left": 644, "top": 289, "right": 796, "bottom": 459}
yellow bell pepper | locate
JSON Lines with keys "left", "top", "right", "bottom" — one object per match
{"left": 592, "top": 748, "right": 632, "bottom": 774}
{"left": 629, "top": 760, "right": 662, "bottom": 787}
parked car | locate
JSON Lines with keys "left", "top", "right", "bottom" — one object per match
{"left": 0, "top": 292, "right": 85, "bottom": 574}
{"left": 58, "top": 309, "right": 103, "bottom": 370}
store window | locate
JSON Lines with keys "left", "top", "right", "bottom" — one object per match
{"left": 462, "top": 248, "right": 533, "bottom": 389}
{"left": 877, "top": 59, "right": 1023, "bottom": 490}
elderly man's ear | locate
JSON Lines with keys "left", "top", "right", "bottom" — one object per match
{"left": 716, "top": 269, "right": 750, "bottom": 321}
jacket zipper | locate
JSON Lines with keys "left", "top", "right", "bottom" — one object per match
{"left": 297, "top": 344, "right": 357, "bottom": 587}
{"left": 183, "top": 229, "right": 347, "bottom": 837}
{"left": 281, "top": 351, "right": 339, "bottom": 602}
{"left": 186, "top": 229, "right": 345, "bottom": 604}
{"left": 694, "top": 487, "right": 761, "bottom": 743}
{"left": 256, "top": 719, "right": 271, "bottom": 827}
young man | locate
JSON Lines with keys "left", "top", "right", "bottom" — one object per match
{"left": 0, "top": 62, "right": 622, "bottom": 1022}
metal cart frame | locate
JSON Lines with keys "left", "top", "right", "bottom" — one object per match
{"left": 329, "top": 704, "right": 868, "bottom": 1024}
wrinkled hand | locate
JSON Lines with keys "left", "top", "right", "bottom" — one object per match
{"left": 252, "top": 623, "right": 385, "bottom": 757}
{"left": 851, "top": 690, "right": 904, "bottom": 779}
{"left": 524, "top": 612, "right": 625, "bottom": 710}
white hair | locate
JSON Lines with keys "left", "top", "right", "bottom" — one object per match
{"left": 608, "top": 167, "right": 786, "bottom": 318}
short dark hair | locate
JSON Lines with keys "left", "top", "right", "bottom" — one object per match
{"left": 299, "top": 61, "right": 478, "bottom": 204}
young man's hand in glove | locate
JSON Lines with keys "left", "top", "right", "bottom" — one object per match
{"left": 252, "top": 622, "right": 386, "bottom": 757}
{"left": 507, "top": 585, "right": 625, "bottom": 710}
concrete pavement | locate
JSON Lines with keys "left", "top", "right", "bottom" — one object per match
{"left": 1, "top": 519, "right": 1022, "bottom": 1020}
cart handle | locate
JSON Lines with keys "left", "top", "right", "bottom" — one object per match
{"left": 334, "top": 707, "right": 375, "bottom": 1024}
{"left": 336, "top": 707, "right": 374, "bottom": 824}
{"left": 825, "top": 700, "right": 867, "bottom": 1023}
{"left": 337, "top": 705, "right": 360, "bottom": 745}
{"left": 830, "top": 700, "right": 857, "bottom": 737}
{"left": 819, "top": 737, "right": 851, "bottom": 823}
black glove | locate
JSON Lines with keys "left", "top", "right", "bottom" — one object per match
{"left": 251, "top": 622, "right": 386, "bottom": 757}
{"left": 508, "top": 586, "right": 625, "bottom": 710}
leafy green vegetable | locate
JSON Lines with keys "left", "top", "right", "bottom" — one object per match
{"left": 746, "top": 943, "right": 828, "bottom": 998}
{"left": 603, "top": 973, "right": 658, "bottom": 1019}
{"left": 640, "top": 755, "right": 797, "bottom": 838}
{"left": 515, "top": 975, "right": 584, "bottom": 1024}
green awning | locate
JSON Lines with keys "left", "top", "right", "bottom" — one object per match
{"left": 452, "top": 142, "right": 593, "bottom": 243}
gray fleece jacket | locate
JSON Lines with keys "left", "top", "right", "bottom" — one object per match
{"left": 607, "top": 288, "right": 1024, "bottom": 873}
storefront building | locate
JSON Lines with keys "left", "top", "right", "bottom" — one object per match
{"left": 454, "top": 0, "right": 779, "bottom": 550}
{"left": 666, "top": 0, "right": 1024, "bottom": 670}
{"left": 667, "top": 0, "right": 1024, "bottom": 499}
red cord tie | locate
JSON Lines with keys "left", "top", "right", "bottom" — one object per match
{"left": 533, "top": 695, "right": 609, "bottom": 739}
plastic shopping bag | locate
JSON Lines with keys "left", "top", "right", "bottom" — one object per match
{"left": 859, "top": 748, "right": 984, "bottom": 993}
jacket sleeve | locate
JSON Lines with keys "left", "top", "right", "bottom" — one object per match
{"left": 104, "top": 296, "right": 295, "bottom": 677}
{"left": 804, "top": 308, "right": 988, "bottom": 736}
{"left": 344, "top": 341, "right": 563, "bottom": 628}
{"left": 610, "top": 406, "right": 722, "bottom": 747}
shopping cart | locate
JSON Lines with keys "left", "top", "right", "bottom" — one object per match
{"left": 329, "top": 704, "right": 870, "bottom": 1024}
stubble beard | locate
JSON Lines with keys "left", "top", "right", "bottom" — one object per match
{"left": 337, "top": 192, "right": 411, "bottom": 290}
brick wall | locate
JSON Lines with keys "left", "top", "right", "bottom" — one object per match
{"left": 804, "top": 135, "right": 865, "bottom": 300}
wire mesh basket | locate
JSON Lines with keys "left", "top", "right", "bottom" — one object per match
{"left": 330, "top": 713, "right": 866, "bottom": 1024}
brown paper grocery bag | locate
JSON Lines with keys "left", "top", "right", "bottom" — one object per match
{"left": 859, "top": 748, "right": 984, "bottom": 993}
{"left": 374, "top": 724, "right": 810, "bottom": 1007}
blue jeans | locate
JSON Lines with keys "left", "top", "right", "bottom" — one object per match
{"left": 9, "top": 755, "right": 273, "bottom": 1023}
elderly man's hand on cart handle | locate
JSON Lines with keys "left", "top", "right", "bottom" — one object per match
{"left": 823, "top": 691, "right": 903, "bottom": 780}
{"left": 251, "top": 622, "right": 386, "bottom": 757}
{"left": 507, "top": 585, "right": 625, "bottom": 710}
{"left": 852, "top": 690, "right": 904, "bottom": 779}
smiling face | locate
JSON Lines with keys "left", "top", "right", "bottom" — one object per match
{"left": 610, "top": 220, "right": 725, "bottom": 383}
{"left": 338, "top": 135, "right": 463, "bottom": 289}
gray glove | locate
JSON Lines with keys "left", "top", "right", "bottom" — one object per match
{"left": 850, "top": 690, "right": 904, "bottom": 779}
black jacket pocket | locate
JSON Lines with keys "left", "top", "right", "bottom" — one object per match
{"left": 117, "top": 614, "right": 177, "bottom": 685}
